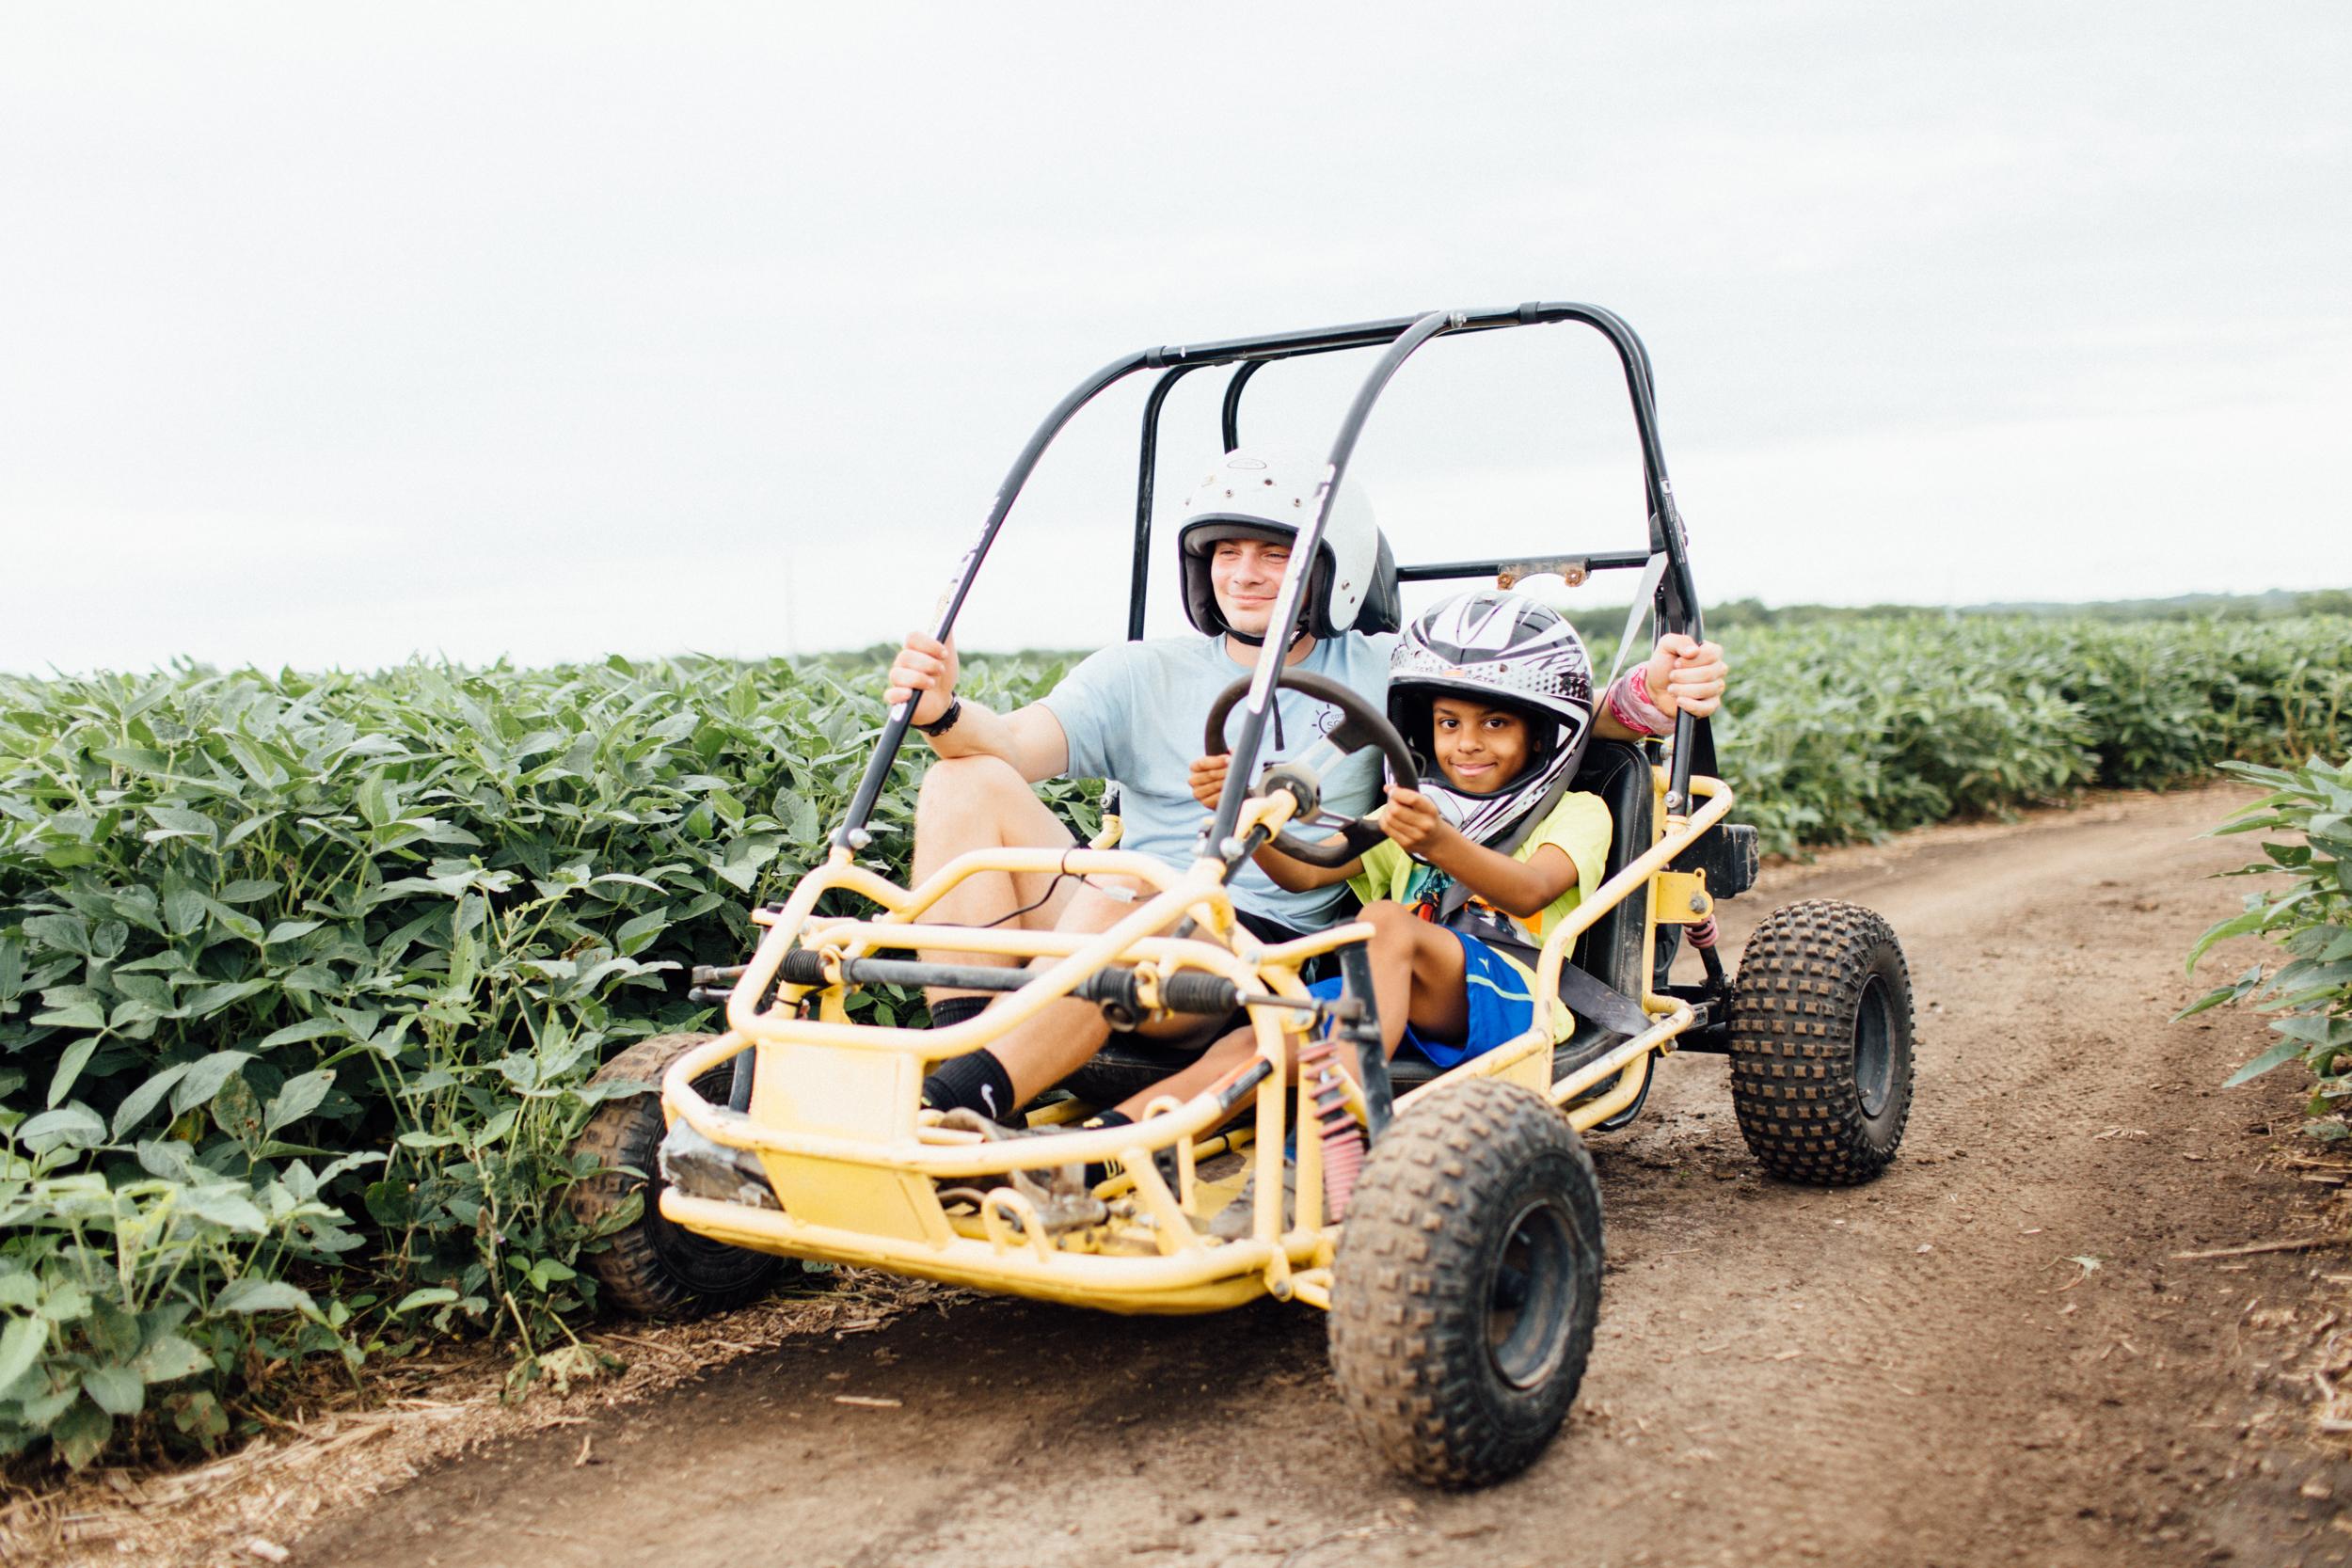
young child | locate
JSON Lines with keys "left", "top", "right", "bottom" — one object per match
{"left": 1108, "top": 588, "right": 1622, "bottom": 1125}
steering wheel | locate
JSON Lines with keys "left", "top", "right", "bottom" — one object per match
{"left": 1202, "top": 669, "right": 1419, "bottom": 868}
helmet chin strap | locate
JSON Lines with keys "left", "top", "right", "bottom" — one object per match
{"left": 1220, "top": 624, "right": 1316, "bottom": 654}
{"left": 1219, "top": 623, "right": 1314, "bottom": 753}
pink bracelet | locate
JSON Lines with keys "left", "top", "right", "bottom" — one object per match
{"left": 1604, "top": 669, "right": 1672, "bottom": 737}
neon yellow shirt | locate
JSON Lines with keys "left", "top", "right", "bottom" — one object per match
{"left": 1345, "top": 792, "right": 1614, "bottom": 1043}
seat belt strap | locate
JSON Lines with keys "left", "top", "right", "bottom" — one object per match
{"left": 1603, "top": 551, "right": 1670, "bottom": 692}
{"left": 1445, "top": 904, "right": 1655, "bottom": 1039}
{"left": 1433, "top": 771, "right": 1577, "bottom": 925}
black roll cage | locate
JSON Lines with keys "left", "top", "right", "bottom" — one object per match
{"left": 834, "top": 301, "right": 1705, "bottom": 861}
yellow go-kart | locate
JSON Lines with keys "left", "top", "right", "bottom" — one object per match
{"left": 569, "top": 304, "right": 1917, "bottom": 1487}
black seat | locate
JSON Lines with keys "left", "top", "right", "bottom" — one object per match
{"left": 1563, "top": 741, "right": 1658, "bottom": 997}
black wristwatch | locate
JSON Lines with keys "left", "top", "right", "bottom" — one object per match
{"left": 914, "top": 696, "right": 963, "bottom": 738}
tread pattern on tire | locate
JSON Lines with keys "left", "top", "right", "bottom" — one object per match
{"left": 1327, "top": 1078, "right": 1603, "bottom": 1489}
{"left": 1727, "top": 898, "right": 1916, "bottom": 1185}
{"left": 567, "top": 1032, "right": 787, "bottom": 1320}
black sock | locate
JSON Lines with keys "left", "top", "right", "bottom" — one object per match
{"left": 928, "top": 994, "right": 992, "bottom": 1030}
{"left": 922, "top": 1049, "right": 1019, "bottom": 1125}
{"left": 1075, "top": 1109, "right": 1137, "bottom": 1188}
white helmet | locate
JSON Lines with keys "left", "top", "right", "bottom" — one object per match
{"left": 1389, "top": 590, "right": 1596, "bottom": 847}
{"left": 1175, "top": 447, "right": 1401, "bottom": 641}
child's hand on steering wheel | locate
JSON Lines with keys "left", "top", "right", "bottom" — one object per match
{"left": 1379, "top": 785, "right": 1450, "bottom": 855}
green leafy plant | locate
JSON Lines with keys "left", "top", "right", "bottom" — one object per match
{"left": 0, "top": 652, "right": 1089, "bottom": 1466}
{"left": 0, "top": 1110, "right": 371, "bottom": 1467}
{"left": 2179, "top": 756, "right": 2352, "bottom": 1134}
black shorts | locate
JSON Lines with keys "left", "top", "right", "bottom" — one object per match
{"left": 1232, "top": 903, "right": 1362, "bottom": 987}
{"left": 1233, "top": 908, "right": 1307, "bottom": 948}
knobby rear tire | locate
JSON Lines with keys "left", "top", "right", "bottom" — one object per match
{"left": 1327, "top": 1078, "right": 1603, "bottom": 1488}
{"left": 1727, "top": 899, "right": 1916, "bottom": 1184}
{"left": 568, "top": 1032, "right": 790, "bottom": 1319}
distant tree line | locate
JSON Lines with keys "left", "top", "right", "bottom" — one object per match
{"left": 1562, "top": 588, "right": 2352, "bottom": 651}
{"left": 831, "top": 589, "right": 2351, "bottom": 666}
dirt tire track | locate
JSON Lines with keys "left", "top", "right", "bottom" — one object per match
{"left": 300, "top": 785, "right": 2352, "bottom": 1568}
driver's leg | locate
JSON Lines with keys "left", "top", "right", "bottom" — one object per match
{"left": 914, "top": 763, "right": 1201, "bottom": 1118}
{"left": 911, "top": 755, "right": 1084, "bottom": 982}
{"left": 1107, "top": 1020, "right": 1255, "bottom": 1121}
{"left": 978, "top": 879, "right": 1212, "bottom": 1106}
{"left": 1097, "top": 901, "right": 1464, "bottom": 1120}
{"left": 923, "top": 873, "right": 1227, "bottom": 1123}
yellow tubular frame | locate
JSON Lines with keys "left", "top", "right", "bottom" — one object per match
{"left": 655, "top": 772, "right": 1733, "bottom": 1314}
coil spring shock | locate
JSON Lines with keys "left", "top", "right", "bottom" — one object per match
{"left": 1297, "top": 1037, "right": 1365, "bottom": 1221}
{"left": 1689, "top": 914, "right": 1726, "bottom": 986}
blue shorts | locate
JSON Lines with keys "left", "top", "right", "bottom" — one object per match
{"left": 1307, "top": 926, "right": 1535, "bottom": 1070}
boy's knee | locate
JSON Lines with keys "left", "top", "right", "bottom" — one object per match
{"left": 914, "top": 753, "right": 1028, "bottom": 827}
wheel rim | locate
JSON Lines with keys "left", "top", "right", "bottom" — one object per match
{"left": 1485, "top": 1197, "right": 1578, "bottom": 1389}
{"left": 1852, "top": 973, "right": 1896, "bottom": 1119}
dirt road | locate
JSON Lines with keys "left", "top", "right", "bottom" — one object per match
{"left": 301, "top": 786, "right": 2352, "bottom": 1568}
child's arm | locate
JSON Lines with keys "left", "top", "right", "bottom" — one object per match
{"left": 1378, "top": 785, "right": 1578, "bottom": 918}
{"left": 1187, "top": 753, "right": 1364, "bottom": 891}
{"left": 1593, "top": 633, "right": 1728, "bottom": 740}
{"left": 1253, "top": 835, "right": 1365, "bottom": 893}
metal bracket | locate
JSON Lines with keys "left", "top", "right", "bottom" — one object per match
{"left": 1652, "top": 870, "right": 1713, "bottom": 926}
{"left": 1496, "top": 556, "right": 1593, "bottom": 590}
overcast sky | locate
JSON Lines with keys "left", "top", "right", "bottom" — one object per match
{"left": 4, "top": 2, "right": 2347, "bottom": 674}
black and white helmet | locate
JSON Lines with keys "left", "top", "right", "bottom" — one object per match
{"left": 1390, "top": 590, "right": 1597, "bottom": 846}
{"left": 1175, "top": 447, "right": 1402, "bottom": 640}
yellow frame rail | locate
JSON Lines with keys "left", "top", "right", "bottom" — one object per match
{"left": 655, "top": 772, "right": 1734, "bottom": 1313}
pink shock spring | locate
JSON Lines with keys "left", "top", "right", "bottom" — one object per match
{"left": 1300, "top": 1038, "right": 1366, "bottom": 1220}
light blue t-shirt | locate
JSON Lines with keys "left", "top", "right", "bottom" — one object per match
{"left": 1041, "top": 633, "right": 1397, "bottom": 928}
